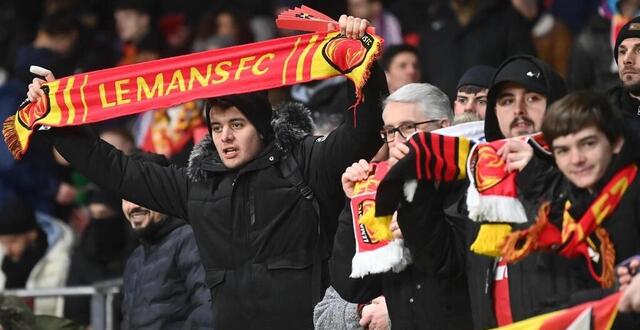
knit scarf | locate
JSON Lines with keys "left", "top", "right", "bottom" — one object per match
{"left": 466, "top": 134, "right": 553, "bottom": 257}
{"left": 349, "top": 161, "right": 412, "bottom": 277}
{"left": 500, "top": 164, "right": 638, "bottom": 288}
{"left": 3, "top": 6, "right": 382, "bottom": 159}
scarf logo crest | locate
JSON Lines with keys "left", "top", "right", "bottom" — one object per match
{"left": 17, "top": 85, "right": 51, "bottom": 130}
{"left": 322, "top": 33, "right": 372, "bottom": 74}
{"left": 474, "top": 143, "right": 509, "bottom": 192}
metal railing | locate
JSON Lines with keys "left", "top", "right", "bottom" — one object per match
{"left": 3, "top": 278, "right": 123, "bottom": 330}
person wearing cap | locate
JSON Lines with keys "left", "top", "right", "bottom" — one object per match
{"left": 453, "top": 65, "right": 496, "bottom": 121}
{"left": 0, "top": 199, "right": 74, "bottom": 317}
{"left": 609, "top": 15, "right": 640, "bottom": 143}
{"left": 119, "top": 151, "right": 212, "bottom": 330}
{"left": 28, "top": 15, "right": 386, "bottom": 330}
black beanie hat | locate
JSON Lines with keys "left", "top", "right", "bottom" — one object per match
{"left": 0, "top": 199, "right": 38, "bottom": 235}
{"left": 457, "top": 65, "right": 497, "bottom": 90}
{"left": 614, "top": 16, "right": 640, "bottom": 63}
{"left": 204, "top": 91, "right": 274, "bottom": 143}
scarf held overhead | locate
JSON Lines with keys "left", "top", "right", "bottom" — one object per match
{"left": 3, "top": 6, "right": 382, "bottom": 159}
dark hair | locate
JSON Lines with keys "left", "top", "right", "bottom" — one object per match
{"left": 381, "top": 44, "right": 419, "bottom": 72}
{"left": 457, "top": 85, "right": 485, "bottom": 95}
{"left": 542, "top": 91, "right": 624, "bottom": 145}
{"left": 114, "top": 0, "right": 156, "bottom": 16}
{"left": 39, "top": 10, "right": 79, "bottom": 37}
{"left": 205, "top": 98, "right": 234, "bottom": 112}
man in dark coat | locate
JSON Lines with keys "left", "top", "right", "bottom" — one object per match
{"left": 27, "top": 16, "right": 386, "bottom": 330}
{"left": 119, "top": 151, "right": 212, "bottom": 330}
{"left": 330, "top": 83, "right": 473, "bottom": 330}
{"left": 608, "top": 15, "right": 640, "bottom": 143}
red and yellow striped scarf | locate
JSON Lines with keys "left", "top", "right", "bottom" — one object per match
{"left": 3, "top": 6, "right": 382, "bottom": 159}
{"left": 501, "top": 164, "right": 638, "bottom": 288}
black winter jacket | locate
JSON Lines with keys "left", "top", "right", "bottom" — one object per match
{"left": 330, "top": 181, "right": 473, "bottom": 330}
{"left": 417, "top": 0, "right": 536, "bottom": 98}
{"left": 566, "top": 15, "right": 620, "bottom": 92}
{"left": 121, "top": 217, "right": 212, "bottom": 330}
{"left": 608, "top": 85, "right": 640, "bottom": 144}
{"left": 514, "top": 133, "right": 640, "bottom": 329}
{"left": 45, "top": 64, "right": 386, "bottom": 330}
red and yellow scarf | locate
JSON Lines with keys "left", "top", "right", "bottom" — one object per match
{"left": 350, "top": 161, "right": 412, "bottom": 277}
{"left": 501, "top": 164, "right": 638, "bottom": 288}
{"left": 3, "top": 6, "right": 382, "bottom": 159}
{"left": 467, "top": 134, "right": 550, "bottom": 257}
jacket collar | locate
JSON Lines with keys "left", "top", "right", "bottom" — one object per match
{"left": 139, "top": 216, "right": 185, "bottom": 247}
{"left": 187, "top": 102, "right": 314, "bottom": 182}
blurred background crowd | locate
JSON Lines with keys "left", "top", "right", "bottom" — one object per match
{"left": 0, "top": 0, "right": 636, "bottom": 328}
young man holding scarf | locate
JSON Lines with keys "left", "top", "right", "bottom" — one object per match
{"left": 26, "top": 15, "right": 387, "bottom": 330}
{"left": 535, "top": 91, "right": 640, "bottom": 328}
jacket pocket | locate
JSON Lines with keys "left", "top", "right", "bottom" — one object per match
{"left": 266, "top": 253, "right": 314, "bottom": 270}
{"left": 266, "top": 260, "right": 313, "bottom": 270}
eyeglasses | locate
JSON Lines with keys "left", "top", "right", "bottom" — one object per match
{"left": 379, "top": 120, "right": 441, "bottom": 143}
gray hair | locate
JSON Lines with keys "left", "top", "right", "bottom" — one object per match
{"left": 383, "top": 83, "right": 453, "bottom": 122}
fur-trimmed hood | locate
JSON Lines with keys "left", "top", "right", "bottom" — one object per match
{"left": 187, "top": 102, "right": 314, "bottom": 182}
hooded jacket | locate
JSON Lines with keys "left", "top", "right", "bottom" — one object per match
{"left": 474, "top": 55, "right": 611, "bottom": 327}
{"left": 44, "top": 64, "right": 386, "bottom": 330}
{"left": 484, "top": 55, "right": 567, "bottom": 142}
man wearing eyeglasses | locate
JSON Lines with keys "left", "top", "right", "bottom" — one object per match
{"left": 328, "top": 83, "right": 474, "bottom": 330}
{"left": 380, "top": 84, "right": 451, "bottom": 167}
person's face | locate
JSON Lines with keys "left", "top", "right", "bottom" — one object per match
{"left": 0, "top": 231, "right": 37, "bottom": 262}
{"left": 348, "top": 0, "right": 373, "bottom": 19}
{"left": 89, "top": 203, "right": 117, "bottom": 220}
{"left": 495, "top": 82, "right": 547, "bottom": 138}
{"left": 209, "top": 106, "right": 264, "bottom": 169}
{"left": 114, "top": 9, "right": 149, "bottom": 42}
{"left": 454, "top": 89, "right": 488, "bottom": 119}
{"left": 618, "top": 38, "right": 640, "bottom": 90}
{"left": 121, "top": 200, "right": 167, "bottom": 232}
{"left": 385, "top": 52, "right": 421, "bottom": 93}
{"left": 217, "top": 13, "right": 237, "bottom": 39}
{"left": 382, "top": 101, "right": 449, "bottom": 152}
{"left": 552, "top": 126, "right": 623, "bottom": 192}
